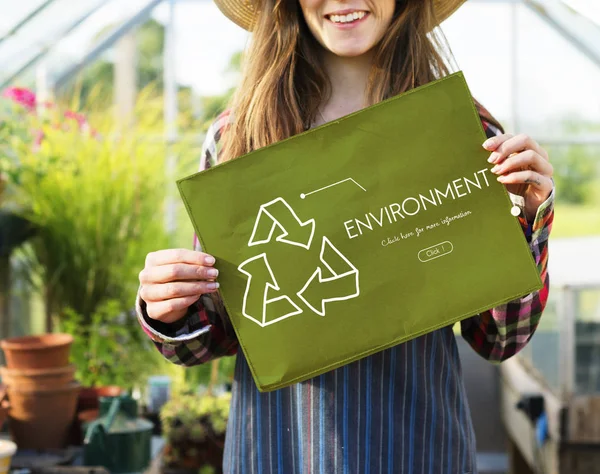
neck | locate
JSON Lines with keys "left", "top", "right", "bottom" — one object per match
{"left": 318, "top": 49, "right": 374, "bottom": 124}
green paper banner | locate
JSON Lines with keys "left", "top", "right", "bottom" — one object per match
{"left": 178, "top": 72, "right": 542, "bottom": 392}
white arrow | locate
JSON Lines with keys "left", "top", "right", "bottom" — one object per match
{"left": 296, "top": 236, "right": 360, "bottom": 316}
{"left": 238, "top": 253, "right": 303, "bottom": 327}
{"left": 248, "top": 197, "right": 315, "bottom": 250}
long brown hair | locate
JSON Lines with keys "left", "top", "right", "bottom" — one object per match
{"left": 221, "top": 0, "right": 503, "bottom": 162}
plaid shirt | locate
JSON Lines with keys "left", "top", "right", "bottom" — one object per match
{"left": 136, "top": 105, "right": 554, "bottom": 474}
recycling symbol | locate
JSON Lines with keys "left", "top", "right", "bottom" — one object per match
{"left": 237, "top": 197, "right": 360, "bottom": 328}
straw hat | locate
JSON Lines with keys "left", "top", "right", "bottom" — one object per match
{"left": 214, "top": 0, "right": 467, "bottom": 31}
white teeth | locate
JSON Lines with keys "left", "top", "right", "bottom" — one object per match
{"left": 329, "top": 11, "right": 365, "bottom": 23}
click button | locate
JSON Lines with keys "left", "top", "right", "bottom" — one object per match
{"left": 418, "top": 241, "right": 453, "bottom": 262}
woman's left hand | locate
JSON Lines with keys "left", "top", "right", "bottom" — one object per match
{"left": 483, "top": 133, "right": 554, "bottom": 223}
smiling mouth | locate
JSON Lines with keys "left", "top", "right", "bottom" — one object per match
{"left": 325, "top": 11, "right": 369, "bottom": 25}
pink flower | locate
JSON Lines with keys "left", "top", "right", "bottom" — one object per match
{"left": 34, "top": 130, "right": 45, "bottom": 147}
{"left": 2, "top": 87, "right": 37, "bottom": 111}
{"left": 64, "top": 110, "right": 88, "bottom": 128}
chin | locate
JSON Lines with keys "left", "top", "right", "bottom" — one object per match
{"left": 328, "top": 42, "right": 373, "bottom": 58}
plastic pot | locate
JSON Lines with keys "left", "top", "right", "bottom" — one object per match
{"left": 1, "top": 334, "right": 73, "bottom": 369}
{"left": 0, "top": 440, "right": 17, "bottom": 474}
{"left": 7, "top": 381, "right": 81, "bottom": 449}
{"left": 0, "top": 364, "right": 75, "bottom": 389}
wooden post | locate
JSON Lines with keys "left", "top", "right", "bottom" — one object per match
{"left": 508, "top": 438, "right": 535, "bottom": 474}
{"left": 207, "top": 359, "right": 220, "bottom": 396}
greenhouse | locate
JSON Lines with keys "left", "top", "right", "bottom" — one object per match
{"left": 0, "top": 0, "right": 598, "bottom": 472}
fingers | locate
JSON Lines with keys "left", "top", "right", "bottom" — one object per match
{"left": 145, "top": 249, "right": 215, "bottom": 268}
{"left": 139, "top": 263, "right": 218, "bottom": 285}
{"left": 140, "top": 280, "right": 219, "bottom": 303}
{"left": 146, "top": 295, "right": 202, "bottom": 322}
{"left": 483, "top": 133, "right": 549, "bottom": 165}
{"left": 496, "top": 169, "right": 553, "bottom": 191}
{"left": 140, "top": 249, "right": 221, "bottom": 324}
{"left": 490, "top": 149, "right": 554, "bottom": 178}
{"left": 482, "top": 133, "right": 513, "bottom": 155}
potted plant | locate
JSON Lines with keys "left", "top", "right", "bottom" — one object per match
{"left": 1, "top": 87, "right": 198, "bottom": 444}
{"left": 160, "top": 391, "right": 231, "bottom": 474}
{"left": 0, "top": 88, "right": 38, "bottom": 340}
{"left": 1, "top": 86, "right": 181, "bottom": 330}
{"left": 58, "top": 299, "right": 172, "bottom": 444}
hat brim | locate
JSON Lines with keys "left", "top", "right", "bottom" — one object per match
{"left": 214, "top": 0, "right": 468, "bottom": 32}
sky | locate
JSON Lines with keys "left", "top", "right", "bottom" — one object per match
{"left": 1, "top": 0, "right": 599, "bottom": 137}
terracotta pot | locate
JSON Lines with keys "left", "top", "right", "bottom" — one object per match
{"left": 1, "top": 333, "right": 73, "bottom": 369}
{"left": 0, "top": 385, "right": 8, "bottom": 430}
{"left": 0, "top": 364, "right": 76, "bottom": 389}
{"left": 77, "top": 385, "right": 123, "bottom": 412}
{"left": 7, "top": 381, "right": 81, "bottom": 449}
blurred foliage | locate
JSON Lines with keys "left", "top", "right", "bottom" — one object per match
{"left": 182, "top": 355, "right": 236, "bottom": 393}
{"left": 160, "top": 391, "right": 230, "bottom": 471}
{"left": 74, "top": 19, "right": 165, "bottom": 104}
{"left": 1, "top": 83, "right": 234, "bottom": 392}
{"left": 552, "top": 202, "right": 600, "bottom": 238}
{"left": 544, "top": 139, "right": 600, "bottom": 238}
{"left": 0, "top": 90, "right": 37, "bottom": 208}
{"left": 547, "top": 144, "right": 598, "bottom": 205}
{"left": 1, "top": 87, "right": 199, "bottom": 325}
{"left": 196, "top": 51, "right": 242, "bottom": 131}
{"left": 59, "top": 300, "right": 148, "bottom": 388}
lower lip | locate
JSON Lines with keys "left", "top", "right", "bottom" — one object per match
{"left": 327, "top": 13, "right": 369, "bottom": 29}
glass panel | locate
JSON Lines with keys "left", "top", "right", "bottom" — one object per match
{"left": 575, "top": 288, "right": 600, "bottom": 394}
{"left": 562, "top": 0, "right": 600, "bottom": 26}
{"left": 442, "top": 1, "right": 600, "bottom": 141}
{"left": 441, "top": 2, "right": 513, "bottom": 127}
{"left": 515, "top": 4, "right": 600, "bottom": 140}
{"left": 42, "top": 0, "right": 154, "bottom": 88}
{"left": 0, "top": 0, "right": 110, "bottom": 86}
{"left": 542, "top": 143, "right": 600, "bottom": 238}
{"left": 0, "top": 0, "right": 48, "bottom": 38}
{"left": 524, "top": 290, "right": 561, "bottom": 392}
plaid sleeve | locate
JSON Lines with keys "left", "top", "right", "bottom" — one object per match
{"left": 135, "top": 111, "right": 239, "bottom": 366}
{"left": 460, "top": 116, "right": 555, "bottom": 362}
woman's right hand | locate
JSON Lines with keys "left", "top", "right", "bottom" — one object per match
{"left": 139, "top": 249, "right": 220, "bottom": 324}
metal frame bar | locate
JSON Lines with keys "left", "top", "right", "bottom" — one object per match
{"left": 523, "top": 0, "right": 600, "bottom": 68}
{"left": 164, "top": 0, "right": 179, "bottom": 233}
{"left": 1, "top": 0, "right": 109, "bottom": 89}
{"left": 559, "top": 287, "right": 577, "bottom": 400}
{"left": 537, "top": 137, "right": 600, "bottom": 146}
{"left": 51, "top": 0, "right": 164, "bottom": 90}
{"left": 0, "top": 0, "right": 58, "bottom": 46}
{"left": 510, "top": 0, "right": 519, "bottom": 133}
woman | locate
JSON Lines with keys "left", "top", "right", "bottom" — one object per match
{"left": 137, "top": 0, "right": 555, "bottom": 472}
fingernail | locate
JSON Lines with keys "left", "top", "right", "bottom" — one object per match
{"left": 207, "top": 282, "right": 220, "bottom": 290}
{"left": 207, "top": 268, "right": 219, "bottom": 277}
{"left": 204, "top": 256, "right": 216, "bottom": 265}
{"left": 482, "top": 138, "right": 495, "bottom": 149}
{"left": 497, "top": 175, "right": 505, "bottom": 182}
{"left": 491, "top": 165, "right": 500, "bottom": 173}
{"left": 487, "top": 153, "right": 496, "bottom": 163}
